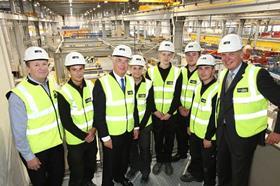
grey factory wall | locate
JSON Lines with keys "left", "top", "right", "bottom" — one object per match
{"left": 0, "top": 22, "right": 29, "bottom": 186}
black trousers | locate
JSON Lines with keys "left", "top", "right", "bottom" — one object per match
{"left": 174, "top": 113, "right": 189, "bottom": 156}
{"left": 67, "top": 140, "right": 97, "bottom": 186}
{"left": 129, "top": 124, "right": 152, "bottom": 176}
{"left": 188, "top": 134, "right": 216, "bottom": 186}
{"left": 152, "top": 115, "right": 175, "bottom": 163}
{"left": 21, "top": 144, "right": 65, "bottom": 186}
{"left": 102, "top": 132, "right": 132, "bottom": 186}
{"left": 217, "top": 124, "right": 259, "bottom": 186}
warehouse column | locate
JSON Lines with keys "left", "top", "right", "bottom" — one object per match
{"left": 116, "top": 20, "right": 122, "bottom": 37}
{"left": 222, "top": 20, "right": 227, "bottom": 36}
{"left": 18, "top": 0, "right": 24, "bottom": 14}
{"left": 98, "top": 20, "right": 102, "bottom": 34}
{"left": 50, "top": 22, "right": 58, "bottom": 37}
{"left": 143, "top": 21, "right": 148, "bottom": 39}
{"left": 13, "top": 21, "right": 27, "bottom": 76}
{"left": 124, "top": 20, "right": 130, "bottom": 37}
{"left": 237, "top": 19, "right": 245, "bottom": 37}
{"left": 0, "top": 22, "right": 29, "bottom": 186}
{"left": 137, "top": 21, "right": 140, "bottom": 39}
{"left": 170, "top": 19, "right": 174, "bottom": 41}
{"left": 88, "top": 20, "right": 93, "bottom": 34}
{"left": 9, "top": 0, "right": 17, "bottom": 13}
{"left": 196, "top": 20, "right": 202, "bottom": 43}
{"left": 173, "top": 16, "right": 185, "bottom": 64}
{"left": 155, "top": 21, "right": 162, "bottom": 37}
{"left": 94, "top": 20, "right": 99, "bottom": 33}
{"left": 111, "top": 20, "right": 115, "bottom": 37}
{"left": 264, "top": 20, "right": 270, "bottom": 32}
{"left": 31, "top": 0, "right": 41, "bottom": 46}
{"left": 102, "top": 21, "right": 106, "bottom": 38}
{"left": 253, "top": 20, "right": 261, "bottom": 48}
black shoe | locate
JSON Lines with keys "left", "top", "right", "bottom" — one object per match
{"left": 152, "top": 162, "right": 163, "bottom": 175}
{"left": 126, "top": 169, "right": 138, "bottom": 179}
{"left": 164, "top": 163, "right": 173, "bottom": 175}
{"left": 180, "top": 173, "right": 203, "bottom": 182}
{"left": 140, "top": 174, "right": 149, "bottom": 184}
{"left": 84, "top": 181, "right": 97, "bottom": 186}
{"left": 116, "top": 179, "right": 133, "bottom": 186}
{"left": 172, "top": 153, "right": 188, "bottom": 162}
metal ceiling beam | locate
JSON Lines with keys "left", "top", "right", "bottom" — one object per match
{"left": 39, "top": 0, "right": 128, "bottom": 3}
{"left": 110, "top": 0, "right": 280, "bottom": 22}
{"left": 174, "top": 0, "right": 280, "bottom": 17}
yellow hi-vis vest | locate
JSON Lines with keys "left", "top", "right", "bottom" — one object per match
{"left": 180, "top": 67, "right": 200, "bottom": 109}
{"left": 59, "top": 80, "right": 94, "bottom": 145}
{"left": 190, "top": 82, "right": 218, "bottom": 140}
{"left": 99, "top": 74, "right": 135, "bottom": 135}
{"left": 136, "top": 79, "right": 152, "bottom": 127}
{"left": 148, "top": 65, "right": 180, "bottom": 114}
{"left": 216, "top": 64, "right": 268, "bottom": 137}
{"left": 11, "top": 79, "right": 62, "bottom": 154}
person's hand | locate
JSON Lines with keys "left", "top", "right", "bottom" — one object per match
{"left": 85, "top": 128, "right": 96, "bottom": 143}
{"left": 103, "top": 139, "right": 113, "bottom": 149}
{"left": 154, "top": 111, "right": 164, "bottom": 119}
{"left": 187, "top": 127, "right": 191, "bottom": 136}
{"left": 27, "top": 157, "right": 41, "bottom": 171}
{"left": 266, "top": 132, "right": 280, "bottom": 145}
{"left": 161, "top": 113, "right": 171, "bottom": 120}
{"left": 179, "top": 106, "right": 189, "bottom": 117}
{"left": 133, "top": 129, "right": 140, "bottom": 140}
{"left": 203, "top": 139, "right": 212, "bottom": 148}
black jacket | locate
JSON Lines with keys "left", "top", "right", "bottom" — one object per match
{"left": 92, "top": 72, "right": 139, "bottom": 138}
{"left": 217, "top": 62, "right": 280, "bottom": 143}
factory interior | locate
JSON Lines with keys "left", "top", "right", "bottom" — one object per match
{"left": 0, "top": 0, "right": 280, "bottom": 185}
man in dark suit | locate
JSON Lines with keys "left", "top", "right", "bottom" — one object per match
{"left": 93, "top": 45, "right": 139, "bottom": 186}
{"left": 216, "top": 34, "right": 280, "bottom": 186}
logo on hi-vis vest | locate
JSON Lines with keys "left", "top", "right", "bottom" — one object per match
{"left": 127, "top": 90, "right": 133, "bottom": 95}
{"left": 166, "top": 81, "right": 173, "bottom": 85}
{"left": 237, "top": 88, "right": 248, "bottom": 93}
{"left": 190, "top": 80, "right": 197, "bottom": 84}
{"left": 138, "top": 94, "right": 146, "bottom": 98}
{"left": 85, "top": 97, "right": 92, "bottom": 103}
{"left": 201, "top": 98, "right": 206, "bottom": 103}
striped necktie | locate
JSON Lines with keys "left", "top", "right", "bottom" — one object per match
{"left": 225, "top": 72, "right": 234, "bottom": 91}
{"left": 120, "top": 78, "right": 125, "bottom": 92}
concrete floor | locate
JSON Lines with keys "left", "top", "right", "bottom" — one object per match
{"left": 63, "top": 156, "right": 205, "bottom": 186}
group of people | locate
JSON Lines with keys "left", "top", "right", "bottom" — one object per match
{"left": 7, "top": 33, "right": 280, "bottom": 186}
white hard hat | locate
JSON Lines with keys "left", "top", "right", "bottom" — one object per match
{"left": 64, "top": 52, "right": 86, "bottom": 67}
{"left": 24, "top": 46, "right": 49, "bottom": 62}
{"left": 218, "top": 34, "right": 243, "bottom": 53}
{"left": 129, "top": 55, "right": 146, "bottom": 67}
{"left": 112, "top": 45, "right": 132, "bottom": 59}
{"left": 196, "top": 54, "right": 216, "bottom": 66}
{"left": 184, "top": 41, "right": 201, "bottom": 53}
{"left": 158, "top": 41, "right": 175, "bottom": 53}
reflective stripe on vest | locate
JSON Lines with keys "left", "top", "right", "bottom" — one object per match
{"left": 216, "top": 64, "right": 268, "bottom": 137}
{"left": 136, "top": 79, "right": 152, "bottom": 127}
{"left": 190, "top": 82, "right": 218, "bottom": 140}
{"left": 148, "top": 65, "right": 180, "bottom": 114}
{"left": 180, "top": 67, "right": 200, "bottom": 109}
{"left": 11, "top": 79, "right": 62, "bottom": 153}
{"left": 60, "top": 80, "right": 94, "bottom": 145}
{"left": 100, "top": 74, "right": 135, "bottom": 135}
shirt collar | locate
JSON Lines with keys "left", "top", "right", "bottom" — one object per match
{"left": 113, "top": 71, "right": 125, "bottom": 85}
{"left": 113, "top": 71, "right": 125, "bottom": 80}
{"left": 27, "top": 74, "right": 48, "bottom": 86}
{"left": 229, "top": 62, "right": 242, "bottom": 77}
